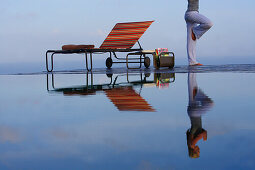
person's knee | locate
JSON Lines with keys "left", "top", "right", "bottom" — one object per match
{"left": 206, "top": 21, "right": 213, "bottom": 29}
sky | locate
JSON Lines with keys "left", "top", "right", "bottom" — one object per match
{"left": 1, "top": 0, "right": 255, "bottom": 71}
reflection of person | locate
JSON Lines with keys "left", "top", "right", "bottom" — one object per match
{"left": 185, "top": 0, "right": 213, "bottom": 66}
{"left": 186, "top": 73, "right": 214, "bottom": 158}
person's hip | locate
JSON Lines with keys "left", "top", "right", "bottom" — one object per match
{"left": 185, "top": 11, "right": 199, "bottom": 22}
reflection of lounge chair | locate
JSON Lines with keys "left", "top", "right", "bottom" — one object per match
{"left": 105, "top": 87, "right": 155, "bottom": 112}
{"left": 46, "top": 73, "right": 176, "bottom": 112}
{"left": 46, "top": 73, "right": 105, "bottom": 97}
{"left": 46, "top": 21, "right": 157, "bottom": 71}
{"left": 46, "top": 73, "right": 157, "bottom": 112}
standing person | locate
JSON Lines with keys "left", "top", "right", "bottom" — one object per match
{"left": 185, "top": 0, "right": 213, "bottom": 66}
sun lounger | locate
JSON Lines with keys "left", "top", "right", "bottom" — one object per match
{"left": 46, "top": 21, "right": 155, "bottom": 72}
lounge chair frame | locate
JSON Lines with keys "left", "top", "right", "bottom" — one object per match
{"left": 46, "top": 21, "right": 155, "bottom": 72}
{"left": 46, "top": 43, "right": 152, "bottom": 72}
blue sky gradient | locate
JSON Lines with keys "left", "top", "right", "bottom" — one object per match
{"left": 1, "top": 0, "right": 255, "bottom": 68}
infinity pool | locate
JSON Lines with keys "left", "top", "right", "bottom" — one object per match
{"left": 0, "top": 68, "right": 255, "bottom": 169}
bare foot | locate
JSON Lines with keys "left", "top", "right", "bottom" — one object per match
{"left": 192, "top": 30, "right": 196, "bottom": 41}
{"left": 195, "top": 63, "right": 203, "bottom": 66}
{"left": 190, "top": 63, "right": 203, "bottom": 66}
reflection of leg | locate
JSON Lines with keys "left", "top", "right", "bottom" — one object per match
{"left": 190, "top": 116, "right": 202, "bottom": 135}
{"left": 191, "top": 13, "right": 213, "bottom": 39}
{"left": 186, "top": 22, "right": 198, "bottom": 65}
{"left": 188, "top": 72, "right": 198, "bottom": 102}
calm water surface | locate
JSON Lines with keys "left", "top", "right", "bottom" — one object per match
{"left": 0, "top": 71, "right": 255, "bottom": 170}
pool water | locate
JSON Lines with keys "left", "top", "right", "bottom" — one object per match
{"left": 0, "top": 70, "right": 255, "bottom": 169}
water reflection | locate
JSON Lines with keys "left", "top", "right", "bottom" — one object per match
{"left": 154, "top": 73, "right": 175, "bottom": 89}
{"left": 46, "top": 72, "right": 175, "bottom": 112}
{"left": 186, "top": 72, "right": 214, "bottom": 158}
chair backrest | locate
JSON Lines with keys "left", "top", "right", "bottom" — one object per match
{"left": 100, "top": 21, "right": 154, "bottom": 49}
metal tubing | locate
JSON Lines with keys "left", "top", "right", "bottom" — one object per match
{"left": 45, "top": 48, "right": 154, "bottom": 71}
{"left": 85, "top": 53, "right": 88, "bottom": 70}
{"left": 50, "top": 53, "right": 55, "bottom": 72}
{"left": 113, "top": 51, "right": 143, "bottom": 60}
{"left": 126, "top": 53, "right": 144, "bottom": 69}
{"left": 46, "top": 51, "right": 54, "bottom": 72}
{"left": 113, "top": 52, "right": 118, "bottom": 59}
{"left": 46, "top": 52, "right": 49, "bottom": 72}
{"left": 45, "top": 51, "right": 55, "bottom": 72}
{"left": 137, "top": 41, "right": 143, "bottom": 50}
{"left": 46, "top": 73, "right": 55, "bottom": 91}
{"left": 109, "top": 52, "right": 112, "bottom": 59}
{"left": 109, "top": 75, "right": 113, "bottom": 85}
{"left": 86, "top": 72, "right": 89, "bottom": 89}
{"left": 51, "top": 73, "right": 55, "bottom": 89}
{"left": 85, "top": 53, "right": 93, "bottom": 72}
{"left": 139, "top": 54, "right": 142, "bottom": 68}
{"left": 112, "top": 76, "right": 119, "bottom": 88}
{"left": 85, "top": 72, "right": 94, "bottom": 89}
{"left": 126, "top": 72, "right": 129, "bottom": 83}
{"left": 126, "top": 53, "right": 129, "bottom": 69}
{"left": 46, "top": 74, "right": 49, "bottom": 91}
{"left": 113, "top": 61, "right": 144, "bottom": 64}
{"left": 91, "top": 70, "right": 93, "bottom": 85}
{"left": 90, "top": 53, "right": 93, "bottom": 71}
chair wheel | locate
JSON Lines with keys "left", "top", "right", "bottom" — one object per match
{"left": 106, "top": 73, "right": 113, "bottom": 78}
{"left": 144, "top": 57, "right": 150, "bottom": 68}
{"left": 145, "top": 73, "right": 151, "bottom": 77}
{"left": 106, "top": 57, "right": 113, "bottom": 68}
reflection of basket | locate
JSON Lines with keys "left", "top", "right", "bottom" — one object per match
{"left": 154, "top": 73, "right": 175, "bottom": 89}
{"left": 153, "top": 48, "right": 175, "bottom": 69}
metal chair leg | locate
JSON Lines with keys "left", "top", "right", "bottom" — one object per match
{"left": 85, "top": 52, "right": 93, "bottom": 71}
{"left": 126, "top": 53, "right": 143, "bottom": 69}
{"left": 50, "top": 53, "right": 55, "bottom": 72}
{"left": 46, "top": 52, "right": 52, "bottom": 72}
{"left": 90, "top": 53, "right": 93, "bottom": 71}
{"left": 46, "top": 51, "right": 55, "bottom": 72}
{"left": 46, "top": 52, "right": 49, "bottom": 72}
{"left": 46, "top": 73, "right": 55, "bottom": 91}
{"left": 139, "top": 54, "right": 143, "bottom": 68}
{"left": 46, "top": 74, "right": 50, "bottom": 91}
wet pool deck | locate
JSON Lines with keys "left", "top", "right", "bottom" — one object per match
{"left": 18, "top": 64, "right": 255, "bottom": 75}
